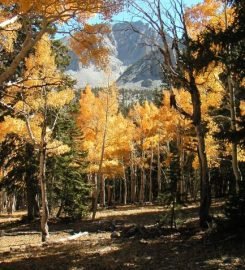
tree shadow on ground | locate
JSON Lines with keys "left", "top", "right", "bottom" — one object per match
{"left": 0, "top": 201, "right": 224, "bottom": 234}
{"left": 1, "top": 201, "right": 244, "bottom": 270}
{"left": 0, "top": 226, "right": 244, "bottom": 270}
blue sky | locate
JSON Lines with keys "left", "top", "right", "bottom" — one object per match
{"left": 97, "top": 0, "right": 202, "bottom": 23}
{"left": 57, "top": 0, "right": 202, "bottom": 38}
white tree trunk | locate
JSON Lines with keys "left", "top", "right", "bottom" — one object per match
{"left": 157, "top": 138, "right": 161, "bottom": 195}
{"left": 149, "top": 146, "right": 153, "bottom": 202}
{"left": 130, "top": 152, "right": 136, "bottom": 203}
{"left": 123, "top": 163, "right": 127, "bottom": 205}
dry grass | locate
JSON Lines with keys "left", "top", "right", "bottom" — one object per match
{"left": 94, "top": 205, "right": 164, "bottom": 219}
{"left": 0, "top": 211, "right": 25, "bottom": 224}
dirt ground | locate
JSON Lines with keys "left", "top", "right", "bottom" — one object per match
{"left": 0, "top": 202, "right": 244, "bottom": 270}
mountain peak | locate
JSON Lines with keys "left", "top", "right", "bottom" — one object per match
{"left": 65, "top": 21, "right": 164, "bottom": 89}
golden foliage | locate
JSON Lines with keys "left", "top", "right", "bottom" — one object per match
{"left": 1, "top": 0, "right": 123, "bottom": 19}
{"left": 0, "top": 116, "right": 26, "bottom": 142}
{"left": 0, "top": 19, "right": 21, "bottom": 53}
{"left": 47, "top": 140, "right": 71, "bottom": 156}
{"left": 0, "top": 34, "right": 74, "bottom": 156}
{"left": 185, "top": 0, "right": 234, "bottom": 40}
{"left": 70, "top": 24, "right": 111, "bottom": 70}
{"left": 47, "top": 89, "right": 74, "bottom": 108}
{"left": 24, "top": 34, "right": 61, "bottom": 87}
{"left": 129, "top": 101, "right": 159, "bottom": 142}
{"left": 240, "top": 101, "right": 245, "bottom": 116}
{"left": 77, "top": 84, "right": 134, "bottom": 176}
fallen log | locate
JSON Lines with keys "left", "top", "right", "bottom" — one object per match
{"left": 1, "top": 231, "right": 40, "bottom": 236}
{"left": 2, "top": 229, "right": 75, "bottom": 237}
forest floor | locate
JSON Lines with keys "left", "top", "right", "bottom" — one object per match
{"left": 0, "top": 200, "right": 244, "bottom": 270}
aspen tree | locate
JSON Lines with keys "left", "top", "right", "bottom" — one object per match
{"left": 0, "top": 35, "right": 74, "bottom": 241}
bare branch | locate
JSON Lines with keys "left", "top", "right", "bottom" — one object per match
{"left": 0, "top": 15, "right": 19, "bottom": 28}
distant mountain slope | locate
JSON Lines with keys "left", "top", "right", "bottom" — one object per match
{"left": 65, "top": 21, "right": 166, "bottom": 89}
{"left": 116, "top": 50, "right": 163, "bottom": 89}
{"left": 112, "top": 21, "right": 154, "bottom": 66}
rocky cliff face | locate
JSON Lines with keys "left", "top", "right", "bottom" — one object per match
{"left": 65, "top": 21, "right": 166, "bottom": 89}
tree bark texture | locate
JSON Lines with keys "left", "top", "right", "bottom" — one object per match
{"left": 189, "top": 77, "right": 211, "bottom": 227}
{"left": 39, "top": 143, "right": 49, "bottom": 242}
{"left": 149, "top": 146, "right": 153, "bottom": 202}
{"left": 130, "top": 153, "right": 136, "bottom": 203}
{"left": 123, "top": 164, "right": 127, "bottom": 205}
{"left": 157, "top": 139, "right": 161, "bottom": 196}
{"left": 92, "top": 173, "right": 98, "bottom": 220}
{"left": 100, "top": 176, "right": 105, "bottom": 207}
{"left": 139, "top": 138, "right": 145, "bottom": 204}
{"left": 228, "top": 76, "right": 243, "bottom": 193}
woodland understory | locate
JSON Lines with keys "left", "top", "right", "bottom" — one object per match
{"left": 1, "top": 202, "right": 245, "bottom": 270}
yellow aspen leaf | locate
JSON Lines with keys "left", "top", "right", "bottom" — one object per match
{"left": 47, "top": 89, "right": 75, "bottom": 108}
